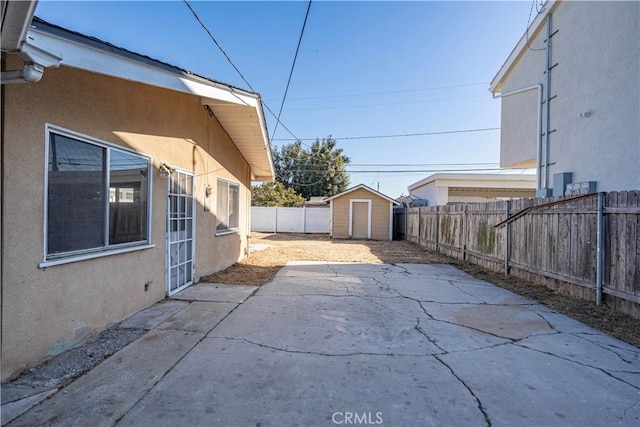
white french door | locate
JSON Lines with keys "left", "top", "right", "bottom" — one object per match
{"left": 166, "top": 169, "right": 195, "bottom": 296}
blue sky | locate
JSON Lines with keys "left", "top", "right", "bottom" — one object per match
{"left": 34, "top": 0, "right": 535, "bottom": 198}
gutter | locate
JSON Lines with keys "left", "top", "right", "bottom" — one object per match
{"left": 492, "top": 84, "right": 544, "bottom": 192}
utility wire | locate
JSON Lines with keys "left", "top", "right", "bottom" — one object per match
{"left": 183, "top": 0, "right": 255, "bottom": 92}
{"left": 183, "top": 0, "right": 302, "bottom": 142}
{"left": 282, "top": 94, "right": 490, "bottom": 112}
{"left": 272, "top": 0, "right": 312, "bottom": 139}
{"left": 270, "top": 82, "right": 489, "bottom": 102}
{"left": 273, "top": 127, "right": 500, "bottom": 142}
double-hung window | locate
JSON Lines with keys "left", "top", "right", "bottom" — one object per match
{"left": 45, "top": 126, "right": 152, "bottom": 262}
{"left": 216, "top": 178, "right": 239, "bottom": 233}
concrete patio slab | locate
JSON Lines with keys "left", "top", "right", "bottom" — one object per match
{"left": 156, "top": 301, "right": 237, "bottom": 333}
{"left": 8, "top": 329, "right": 204, "bottom": 427}
{"left": 170, "top": 283, "right": 257, "bottom": 303}
{"left": 441, "top": 343, "right": 640, "bottom": 427}
{"left": 6, "top": 262, "right": 639, "bottom": 427}
{"left": 119, "top": 299, "right": 189, "bottom": 330}
{"left": 117, "top": 338, "right": 482, "bottom": 427}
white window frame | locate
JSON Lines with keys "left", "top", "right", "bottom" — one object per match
{"left": 40, "top": 124, "right": 154, "bottom": 268}
{"left": 215, "top": 178, "right": 240, "bottom": 236}
{"left": 348, "top": 199, "right": 372, "bottom": 239}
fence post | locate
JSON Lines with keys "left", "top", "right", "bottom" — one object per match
{"left": 463, "top": 203, "right": 468, "bottom": 261}
{"left": 596, "top": 192, "right": 604, "bottom": 306}
{"left": 504, "top": 200, "right": 511, "bottom": 276}
{"left": 435, "top": 206, "right": 439, "bottom": 253}
{"left": 274, "top": 207, "right": 279, "bottom": 233}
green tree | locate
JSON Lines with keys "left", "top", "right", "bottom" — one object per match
{"left": 251, "top": 181, "right": 305, "bottom": 207}
{"left": 273, "top": 137, "right": 350, "bottom": 199}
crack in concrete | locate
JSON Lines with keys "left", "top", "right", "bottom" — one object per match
{"left": 571, "top": 333, "right": 639, "bottom": 365}
{"left": 207, "top": 336, "right": 434, "bottom": 358}
{"left": 513, "top": 343, "right": 640, "bottom": 391}
{"left": 623, "top": 399, "right": 640, "bottom": 426}
{"left": 414, "top": 318, "right": 445, "bottom": 353}
{"left": 433, "top": 354, "right": 492, "bottom": 427}
{"left": 447, "top": 280, "right": 485, "bottom": 304}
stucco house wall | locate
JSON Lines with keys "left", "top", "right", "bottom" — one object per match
{"left": 492, "top": 0, "right": 640, "bottom": 194}
{"left": 1, "top": 54, "right": 264, "bottom": 380}
{"left": 328, "top": 186, "right": 395, "bottom": 241}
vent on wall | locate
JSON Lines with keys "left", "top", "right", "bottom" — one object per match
{"left": 565, "top": 181, "right": 597, "bottom": 196}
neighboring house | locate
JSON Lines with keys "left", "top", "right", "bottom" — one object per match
{"left": 407, "top": 173, "right": 536, "bottom": 206}
{"left": 490, "top": 0, "right": 639, "bottom": 197}
{"left": 1, "top": 17, "right": 274, "bottom": 381}
{"left": 325, "top": 184, "right": 398, "bottom": 241}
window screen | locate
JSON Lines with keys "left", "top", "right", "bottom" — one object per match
{"left": 46, "top": 130, "right": 150, "bottom": 259}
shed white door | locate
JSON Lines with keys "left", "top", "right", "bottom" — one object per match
{"left": 166, "top": 169, "right": 195, "bottom": 296}
{"left": 350, "top": 200, "right": 370, "bottom": 239}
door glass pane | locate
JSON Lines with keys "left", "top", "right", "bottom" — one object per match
{"left": 47, "top": 134, "right": 105, "bottom": 255}
{"left": 179, "top": 242, "right": 186, "bottom": 263}
{"left": 186, "top": 262, "right": 193, "bottom": 283}
{"left": 185, "top": 175, "right": 193, "bottom": 197}
{"left": 170, "top": 266, "right": 178, "bottom": 291}
{"left": 186, "top": 219, "right": 193, "bottom": 239}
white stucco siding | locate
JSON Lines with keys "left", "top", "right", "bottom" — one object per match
{"left": 548, "top": 0, "right": 640, "bottom": 191}
{"left": 496, "top": 1, "right": 640, "bottom": 192}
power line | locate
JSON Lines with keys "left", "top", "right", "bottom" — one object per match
{"left": 272, "top": 127, "right": 500, "bottom": 142}
{"left": 282, "top": 94, "right": 490, "bottom": 112}
{"left": 270, "top": 82, "right": 489, "bottom": 102}
{"left": 272, "top": 0, "right": 312, "bottom": 139}
{"left": 183, "top": 0, "right": 256, "bottom": 92}
{"left": 183, "top": 0, "right": 302, "bottom": 142}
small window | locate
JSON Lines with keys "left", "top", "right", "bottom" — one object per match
{"left": 216, "top": 179, "right": 240, "bottom": 233}
{"left": 46, "top": 128, "right": 151, "bottom": 260}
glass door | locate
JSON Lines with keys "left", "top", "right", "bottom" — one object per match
{"left": 166, "top": 169, "right": 195, "bottom": 296}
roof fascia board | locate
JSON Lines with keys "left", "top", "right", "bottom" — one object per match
{"left": 489, "top": 0, "right": 560, "bottom": 93}
{"left": 1, "top": 0, "right": 38, "bottom": 52}
{"left": 25, "top": 25, "right": 253, "bottom": 107}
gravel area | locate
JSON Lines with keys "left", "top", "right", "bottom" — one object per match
{"left": 8, "top": 327, "right": 146, "bottom": 389}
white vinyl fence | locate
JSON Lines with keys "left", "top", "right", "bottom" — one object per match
{"left": 252, "top": 206, "right": 330, "bottom": 233}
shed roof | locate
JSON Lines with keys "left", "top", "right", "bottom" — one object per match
{"left": 324, "top": 184, "right": 399, "bottom": 205}
{"left": 14, "top": 17, "right": 274, "bottom": 181}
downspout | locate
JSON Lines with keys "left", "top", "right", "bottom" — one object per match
{"left": 492, "top": 84, "right": 543, "bottom": 192}
{"left": 1, "top": 62, "right": 44, "bottom": 83}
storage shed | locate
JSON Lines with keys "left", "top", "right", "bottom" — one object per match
{"left": 325, "top": 184, "right": 398, "bottom": 240}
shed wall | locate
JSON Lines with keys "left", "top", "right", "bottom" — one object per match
{"left": 330, "top": 188, "right": 391, "bottom": 240}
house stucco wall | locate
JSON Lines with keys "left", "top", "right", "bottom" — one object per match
{"left": 498, "top": 1, "right": 640, "bottom": 192}
{"left": 1, "top": 62, "right": 252, "bottom": 380}
{"left": 330, "top": 188, "right": 392, "bottom": 241}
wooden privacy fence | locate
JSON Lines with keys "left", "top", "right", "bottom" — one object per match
{"left": 404, "top": 191, "right": 640, "bottom": 318}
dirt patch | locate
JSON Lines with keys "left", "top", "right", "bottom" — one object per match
{"left": 201, "top": 233, "right": 640, "bottom": 348}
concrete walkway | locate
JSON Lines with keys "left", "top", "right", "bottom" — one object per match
{"left": 4, "top": 262, "right": 639, "bottom": 426}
